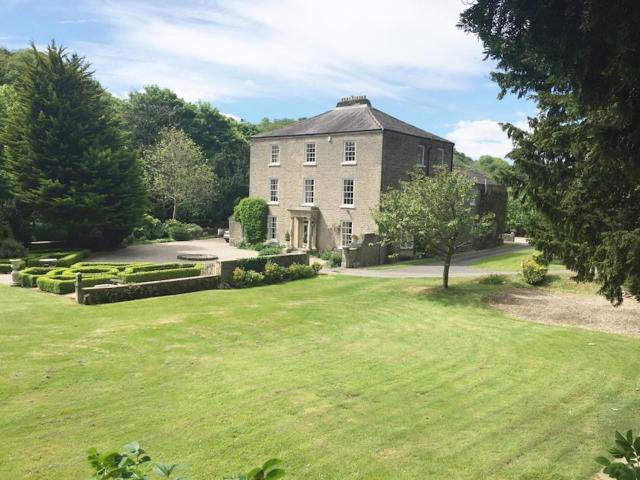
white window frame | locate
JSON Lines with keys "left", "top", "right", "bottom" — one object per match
{"left": 304, "top": 143, "right": 316, "bottom": 165}
{"left": 270, "top": 144, "right": 280, "bottom": 165}
{"left": 341, "top": 221, "right": 353, "bottom": 247}
{"left": 269, "top": 177, "right": 279, "bottom": 204}
{"left": 303, "top": 178, "right": 315, "bottom": 206}
{"left": 436, "top": 147, "right": 445, "bottom": 164}
{"left": 267, "top": 215, "right": 277, "bottom": 241}
{"left": 343, "top": 140, "right": 357, "bottom": 164}
{"left": 417, "top": 145, "right": 426, "bottom": 167}
{"left": 342, "top": 178, "right": 354, "bottom": 207}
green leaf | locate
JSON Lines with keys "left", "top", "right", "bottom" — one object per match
{"left": 265, "top": 468, "right": 285, "bottom": 480}
{"left": 262, "top": 459, "right": 282, "bottom": 471}
{"left": 595, "top": 456, "right": 611, "bottom": 466}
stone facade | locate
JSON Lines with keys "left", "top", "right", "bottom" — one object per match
{"left": 248, "top": 96, "right": 455, "bottom": 254}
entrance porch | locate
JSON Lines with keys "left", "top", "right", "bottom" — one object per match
{"left": 288, "top": 208, "right": 319, "bottom": 251}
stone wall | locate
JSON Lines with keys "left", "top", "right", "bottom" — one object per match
{"left": 342, "top": 233, "right": 388, "bottom": 268}
{"left": 228, "top": 216, "right": 243, "bottom": 246}
{"left": 78, "top": 275, "right": 220, "bottom": 305}
{"left": 474, "top": 184, "right": 507, "bottom": 249}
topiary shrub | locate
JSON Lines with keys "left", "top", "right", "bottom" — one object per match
{"left": 18, "top": 267, "right": 58, "bottom": 287}
{"left": 234, "top": 198, "right": 268, "bottom": 244}
{"left": 119, "top": 263, "right": 202, "bottom": 283}
{"left": 522, "top": 258, "right": 548, "bottom": 285}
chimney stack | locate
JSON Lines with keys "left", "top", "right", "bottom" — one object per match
{"left": 336, "top": 95, "right": 371, "bottom": 108}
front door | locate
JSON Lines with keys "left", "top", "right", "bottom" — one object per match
{"left": 301, "top": 219, "right": 310, "bottom": 249}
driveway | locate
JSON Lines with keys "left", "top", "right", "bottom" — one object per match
{"left": 88, "top": 238, "right": 258, "bottom": 264}
{"left": 331, "top": 243, "right": 535, "bottom": 278}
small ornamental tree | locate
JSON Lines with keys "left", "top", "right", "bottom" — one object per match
{"left": 142, "top": 127, "right": 216, "bottom": 220}
{"left": 375, "top": 168, "right": 494, "bottom": 288}
{"left": 234, "top": 197, "right": 268, "bottom": 244}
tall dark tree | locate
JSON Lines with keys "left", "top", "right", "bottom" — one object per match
{"left": 1, "top": 42, "right": 145, "bottom": 249}
{"left": 460, "top": 0, "right": 640, "bottom": 304}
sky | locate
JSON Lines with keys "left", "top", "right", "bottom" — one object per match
{"left": 0, "top": 0, "right": 535, "bottom": 159}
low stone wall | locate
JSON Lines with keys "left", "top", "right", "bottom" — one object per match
{"left": 78, "top": 275, "right": 220, "bottom": 305}
{"left": 227, "top": 216, "right": 243, "bottom": 246}
{"left": 214, "top": 252, "right": 309, "bottom": 283}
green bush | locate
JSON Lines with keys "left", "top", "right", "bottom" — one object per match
{"left": 240, "top": 257, "right": 270, "bottom": 273}
{"left": 522, "top": 258, "right": 548, "bottom": 285}
{"left": 0, "top": 237, "right": 27, "bottom": 258}
{"left": 119, "top": 264, "right": 202, "bottom": 283}
{"left": 37, "top": 273, "right": 113, "bottom": 294}
{"left": 311, "top": 262, "right": 323, "bottom": 274}
{"left": 532, "top": 251, "right": 550, "bottom": 266}
{"left": 0, "top": 263, "right": 12, "bottom": 274}
{"left": 320, "top": 249, "right": 342, "bottom": 267}
{"left": 263, "top": 261, "right": 288, "bottom": 284}
{"left": 234, "top": 198, "right": 268, "bottom": 244}
{"left": 164, "top": 220, "right": 192, "bottom": 241}
{"left": 479, "top": 274, "right": 507, "bottom": 285}
{"left": 133, "top": 214, "right": 165, "bottom": 240}
{"left": 257, "top": 244, "right": 282, "bottom": 256}
{"left": 231, "top": 267, "right": 264, "bottom": 288}
{"left": 24, "top": 249, "right": 90, "bottom": 267}
{"left": 595, "top": 429, "right": 640, "bottom": 479}
{"left": 287, "top": 263, "right": 315, "bottom": 280}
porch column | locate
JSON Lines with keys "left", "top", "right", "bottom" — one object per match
{"left": 289, "top": 216, "right": 294, "bottom": 247}
{"left": 311, "top": 220, "right": 317, "bottom": 250}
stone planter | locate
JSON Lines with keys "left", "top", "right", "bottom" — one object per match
{"left": 10, "top": 258, "right": 24, "bottom": 286}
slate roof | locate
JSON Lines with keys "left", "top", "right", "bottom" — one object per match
{"left": 252, "top": 100, "right": 453, "bottom": 143}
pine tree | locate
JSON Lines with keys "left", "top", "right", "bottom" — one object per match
{"left": 1, "top": 42, "right": 146, "bottom": 249}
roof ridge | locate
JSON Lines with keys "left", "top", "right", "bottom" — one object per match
{"left": 365, "top": 105, "right": 383, "bottom": 130}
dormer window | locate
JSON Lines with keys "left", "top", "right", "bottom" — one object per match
{"left": 270, "top": 144, "right": 280, "bottom": 165}
{"left": 305, "top": 143, "right": 316, "bottom": 164}
{"left": 343, "top": 141, "right": 356, "bottom": 164}
{"left": 417, "top": 145, "right": 426, "bottom": 167}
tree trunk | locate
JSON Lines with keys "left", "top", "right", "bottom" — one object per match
{"left": 172, "top": 200, "right": 177, "bottom": 220}
{"left": 442, "top": 252, "right": 453, "bottom": 288}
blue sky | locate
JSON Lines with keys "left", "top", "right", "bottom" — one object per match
{"left": 0, "top": 0, "right": 535, "bottom": 158}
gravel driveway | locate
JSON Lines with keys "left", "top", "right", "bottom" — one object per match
{"left": 87, "top": 238, "right": 258, "bottom": 264}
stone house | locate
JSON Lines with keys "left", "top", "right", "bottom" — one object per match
{"left": 247, "top": 96, "right": 455, "bottom": 255}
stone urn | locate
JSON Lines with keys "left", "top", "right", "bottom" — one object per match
{"left": 10, "top": 258, "right": 24, "bottom": 286}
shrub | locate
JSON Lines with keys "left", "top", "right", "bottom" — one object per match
{"left": 164, "top": 220, "right": 192, "bottom": 241}
{"left": 263, "top": 261, "right": 288, "bottom": 284}
{"left": 257, "top": 244, "right": 282, "bottom": 256}
{"left": 184, "top": 222, "right": 204, "bottom": 239}
{"left": 119, "top": 263, "right": 202, "bottom": 283}
{"left": 532, "top": 251, "right": 550, "bottom": 266}
{"left": 0, "top": 237, "right": 27, "bottom": 258}
{"left": 479, "top": 274, "right": 507, "bottom": 285}
{"left": 0, "top": 263, "right": 12, "bottom": 274}
{"left": 311, "top": 262, "right": 323, "bottom": 274}
{"left": 234, "top": 198, "right": 268, "bottom": 244}
{"left": 35, "top": 264, "right": 118, "bottom": 294}
{"left": 522, "top": 258, "right": 548, "bottom": 285}
{"left": 231, "top": 267, "right": 264, "bottom": 288}
{"left": 133, "top": 214, "right": 165, "bottom": 240}
{"left": 24, "top": 249, "right": 90, "bottom": 267}
{"left": 240, "top": 257, "right": 270, "bottom": 273}
{"left": 288, "top": 263, "right": 314, "bottom": 280}
{"left": 595, "top": 429, "right": 640, "bottom": 479}
{"left": 319, "top": 249, "right": 343, "bottom": 268}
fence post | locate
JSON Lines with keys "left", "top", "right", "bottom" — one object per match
{"left": 75, "top": 272, "right": 83, "bottom": 304}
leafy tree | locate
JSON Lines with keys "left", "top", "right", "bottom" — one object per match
{"left": 142, "top": 127, "right": 216, "bottom": 220}
{"left": 254, "top": 117, "right": 300, "bottom": 133}
{"left": 1, "top": 42, "right": 145, "bottom": 249}
{"left": 460, "top": 0, "right": 640, "bottom": 304}
{"left": 0, "top": 47, "right": 36, "bottom": 86}
{"left": 375, "top": 168, "right": 494, "bottom": 288}
{"left": 477, "top": 155, "right": 510, "bottom": 181}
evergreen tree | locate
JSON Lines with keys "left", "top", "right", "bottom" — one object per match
{"left": 1, "top": 42, "right": 146, "bottom": 249}
{"left": 460, "top": 0, "right": 640, "bottom": 304}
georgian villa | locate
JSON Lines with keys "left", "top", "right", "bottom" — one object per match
{"left": 248, "top": 95, "right": 454, "bottom": 251}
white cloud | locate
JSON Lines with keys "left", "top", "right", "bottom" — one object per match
{"left": 447, "top": 119, "right": 529, "bottom": 159}
{"left": 74, "top": 0, "right": 488, "bottom": 102}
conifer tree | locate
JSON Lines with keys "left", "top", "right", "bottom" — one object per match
{"left": 1, "top": 42, "right": 145, "bottom": 249}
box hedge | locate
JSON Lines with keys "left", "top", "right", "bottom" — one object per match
{"left": 0, "top": 263, "right": 11, "bottom": 274}
{"left": 18, "top": 267, "right": 58, "bottom": 287}
{"left": 36, "top": 265, "right": 119, "bottom": 294}
{"left": 118, "top": 263, "right": 202, "bottom": 283}
{"left": 25, "top": 249, "right": 90, "bottom": 267}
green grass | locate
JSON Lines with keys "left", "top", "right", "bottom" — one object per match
{"left": 1, "top": 276, "right": 638, "bottom": 479}
{"left": 471, "top": 247, "right": 565, "bottom": 271}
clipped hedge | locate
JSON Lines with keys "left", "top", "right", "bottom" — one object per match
{"left": 81, "top": 275, "right": 220, "bottom": 305}
{"left": 0, "top": 263, "right": 11, "bottom": 274}
{"left": 18, "top": 267, "right": 58, "bottom": 287}
{"left": 233, "top": 198, "right": 268, "bottom": 244}
{"left": 118, "top": 263, "right": 202, "bottom": 283}
{"left": 37, "top": 273, "right": 114, "bottom": 294}
{"left": 25, "top": 249, "right": 90, "bottom": 267}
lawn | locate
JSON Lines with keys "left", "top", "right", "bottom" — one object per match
{"left": 471, "top": 247, "right": 565, "bottom": 271}
{"left": 1, "top": 276, "right": 638, "bottom": 479}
